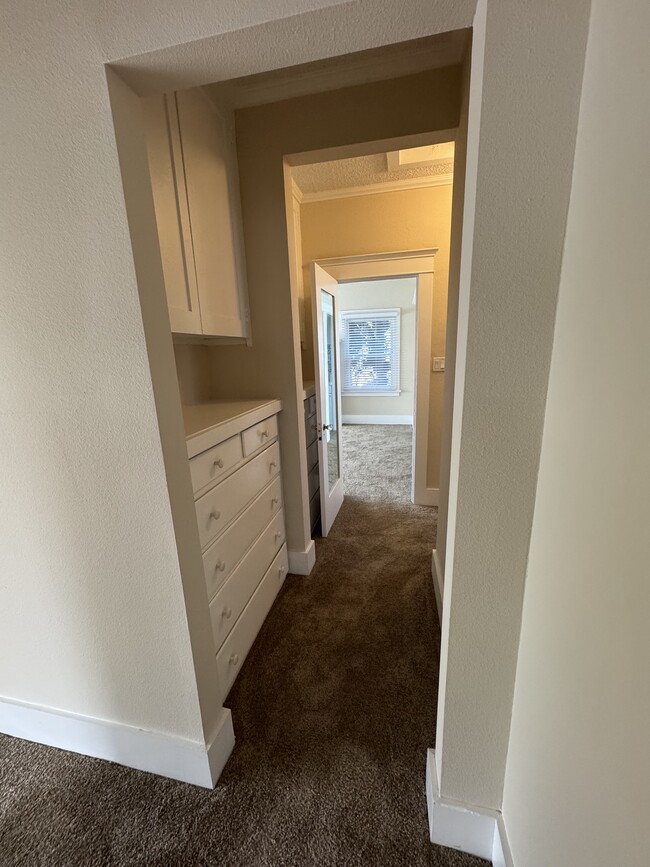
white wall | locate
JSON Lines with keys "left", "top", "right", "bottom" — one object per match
{"left": 1, "top": 0, "right": 603, "bottom": 809}
{"left": 501, "top": 1, "right": 650, "bottom": 864}
{"left": 0, "top": 0, "right": 477, "bottom": 770}
{"left": 338, "top": 278, "right": 416, "bottom": 421}
{"left": 435, "top": 0, "right": 590, "bottom": 808}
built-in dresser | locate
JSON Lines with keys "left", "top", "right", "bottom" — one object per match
{"left": 303, "top": 382, "right": 320, "bottom": 532}
{"left": 183, "top": 400, "right": 287, "bottom": 697}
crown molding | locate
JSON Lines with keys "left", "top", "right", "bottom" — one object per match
{"left": 300, "top": 172, "right": 453, "bottom": 203}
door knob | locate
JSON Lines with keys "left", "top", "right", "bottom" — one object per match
{"left": 322, "top": 424, "right": 332, "bottom": 431}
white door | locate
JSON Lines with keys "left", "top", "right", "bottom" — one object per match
{"left": 312, "top": 263, "right": 344, "bottom": 536}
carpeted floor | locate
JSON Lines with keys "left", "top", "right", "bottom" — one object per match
{"left": 0, "top": 425, "right": 489, "bottom": 867}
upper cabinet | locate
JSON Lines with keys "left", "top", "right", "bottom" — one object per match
{"left": 143, "top": 89, "right": 251, "bottom": 341}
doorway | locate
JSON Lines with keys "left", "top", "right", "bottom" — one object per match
{"left": 312, "top": 262, "right": 436, "bottom": 535}
{"left": 338, "top": 275, "right": 418, "bottom": 511}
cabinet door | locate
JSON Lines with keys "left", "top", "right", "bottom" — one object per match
{"left": 142, "top": 94, "right": 202, "bottom": 335}
{"left": 176, "top": 89, "right": 250, "bottom": 340}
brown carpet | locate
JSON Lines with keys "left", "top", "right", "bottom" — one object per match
{"left": 0, "top": 424, "right": 489, "bottom": 867}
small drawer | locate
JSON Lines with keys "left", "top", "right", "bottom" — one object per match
{"left": 303, "top": 397, "right": 311, "bottom": 420}
{"left": 216, "top": 544, "right": 288, "bottom": 697}
{"left": 304, "top": 412, "right": 318, "bottom": 446}
{"left": 189, "top": 434, "right": 243, "bottom": 497}
{"left": 306, "top": 438, "right": 319, "bottom": 472}
{"left": 195, "top": 441, "right": 281, "bottom": 550}
{"left": 203, "top": 475, "right": 283, "bottom": 600}
{"left": 210, "top": 510, "right": 286, "bottom": 651}
{"left": 242, "top": 414, "right": 279, "bottom": 457}
{"left": 309, "top": 488, "right": 321, "bottom": 528}
{"left": 308, "top": 463, "right": 320, "bottom": 500}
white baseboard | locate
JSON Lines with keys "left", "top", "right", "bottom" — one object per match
{"left": 0, "top": 695, "right": 235, "bottom": 789}
{"left": 426, "top": 749, "right": 514, "bottom": 865}
{"left": 342, "top": 414, "right": 413, "bottom": 425}
{"left": 431, "top": 549, "right": 443, "bottom": 622}
{"left": 416, "top": 486, "right": 439, "bottom": 506}
{"left": 288, "top": 539, "right": 316, "bottom": 575}
{"left": 492, "top": 814, "right": 515, "bottom": 867}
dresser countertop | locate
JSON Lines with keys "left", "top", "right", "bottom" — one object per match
{"left": 183, "top": 399, "right": 282, "bottom": 458}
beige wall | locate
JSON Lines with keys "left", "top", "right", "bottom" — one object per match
{"left": 434, "top": 0, "right": 590, "bottom": 809}
{"left": 338, "top": 278, "right": 417, "bottom": 420}
{"left": 501, "top": 1, "right": 650, "bottom": 864}
{"left": 0, "top": 0, "right": 468, "bottom": 755}
{"left": 300, "top": 186, "right": 452, "bottom": 487}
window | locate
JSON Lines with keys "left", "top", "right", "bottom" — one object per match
{"left": 340, "top": 308, "right": 401, "bottom": 396}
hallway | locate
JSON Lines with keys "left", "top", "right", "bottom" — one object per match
{"left": 0, "top": 427, "right": 487, "bottom": 866}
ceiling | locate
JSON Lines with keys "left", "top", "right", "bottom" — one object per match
{"left": 207, "top": 30, "right": 469, "bottom": 110}
{"left": 292, "top": 143, "right": 455, "bottom": 198}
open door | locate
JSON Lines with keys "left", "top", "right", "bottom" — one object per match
{"left": 311, "top": 263, "right": 344, "bottom": 536}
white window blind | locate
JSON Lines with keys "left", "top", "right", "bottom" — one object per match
{"left": 340, "top": 308, "right": 401, "bottom": 396}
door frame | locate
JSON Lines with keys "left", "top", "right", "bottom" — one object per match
{"left": 314, "top": 249, "right": 438, "bottom": 506}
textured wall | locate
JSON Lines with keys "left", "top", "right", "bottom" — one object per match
{"left": 300, "top": 186, "right": 452, "bottom": 488}
{"left": 435, "top": 0, "right": 590, "bottom": 808}
{"left": 501, "top": 1, "right": 650, "bottom": 864}
{"left": 0, "top": 0, "right": 475, "bottom": 743}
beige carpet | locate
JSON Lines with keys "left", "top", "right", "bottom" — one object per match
{"left": 0, "top": 424, "right": 488, "bottom": 867}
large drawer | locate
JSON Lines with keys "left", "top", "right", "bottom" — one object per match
{"left": 216, "top": 544, "right": 288, "bottom": 697}
{"left": 195, "top": 441, "right": 281, "bottom": 550}
{"left": 210, "top": 510, "right": 286, "bottom": 651}
{"left": 189, "top": 433, "right": 243, "bottom": 498}
{"left": 304, "top": 412, "right": 318, "bottom": 446}
{"left": 308, "top": 462, "right": 320, "bottom": 500}
{"left": 203, "top": 475, "right": 283, "bottom": 600}
{"left": 306, "top": 438, "right": 318, "bottom": 472}
{"left": 242, "top": 414, "right": 279, "bottom": 457}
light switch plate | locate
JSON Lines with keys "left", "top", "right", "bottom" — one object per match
{"left": 432, "top": 357, "right": 446, "bottom": 372}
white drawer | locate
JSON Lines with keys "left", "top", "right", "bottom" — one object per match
{"left": 303, "top": 397, "right": 311, "bottom": 420}
{"left": 308, "top": 395, "right": 317, "bottom": 417}
{"left": 195, "top": 441, "right": 281, "bottom": 550}
{"left": 189, "top": 434, "right": 243, "bottom": 498}
{"left": 304, "top": 412, "right": 318, "bottom": 446}
{"left": 309, "top": 488, "right": 320, "bottom": 528}
{"left": 203, "top": 475, "right": 283, "bottom": 600}
{"left": 308, "top": 462, "right": 320, "bottom": 500}
{"left": 242, "top": 414, "right": 278, "bottom": 457}
{"left": 306, "top": 439, "right": 319, "bottom": 472}
{"left": 210, "top": 510, "right": 286, "bottom": 651}
{"left": 216, "top": 544, "right": 288, "bottom": 697}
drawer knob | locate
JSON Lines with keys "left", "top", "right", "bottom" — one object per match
{"left": 222, "top": 606, "right": 232, "bottom": 619}
{"left": 230, "top": 653, "right": 239, "bottom": 666}
{"left": 274, "top": 531, "right": 282, "bottom": 541}
{"left": 259, "top": 428, "right": 269, "bottom": 438}
{"left": 279, "top": 566, "right": 286, "bottom": 577}
{"left": 271, "top": 496, "right": 279, "bottom": 507}
{"left": 215, "top": 560, "right": 226, "bottom": 573}
{"left": 209, "top": 510, "right": 221, "bottom": 522}
{"left": 213, "top": 458, "right": 224, "bottom": 469}
{"left": 269, "top": 460, "right": 277, "bottom": 469}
